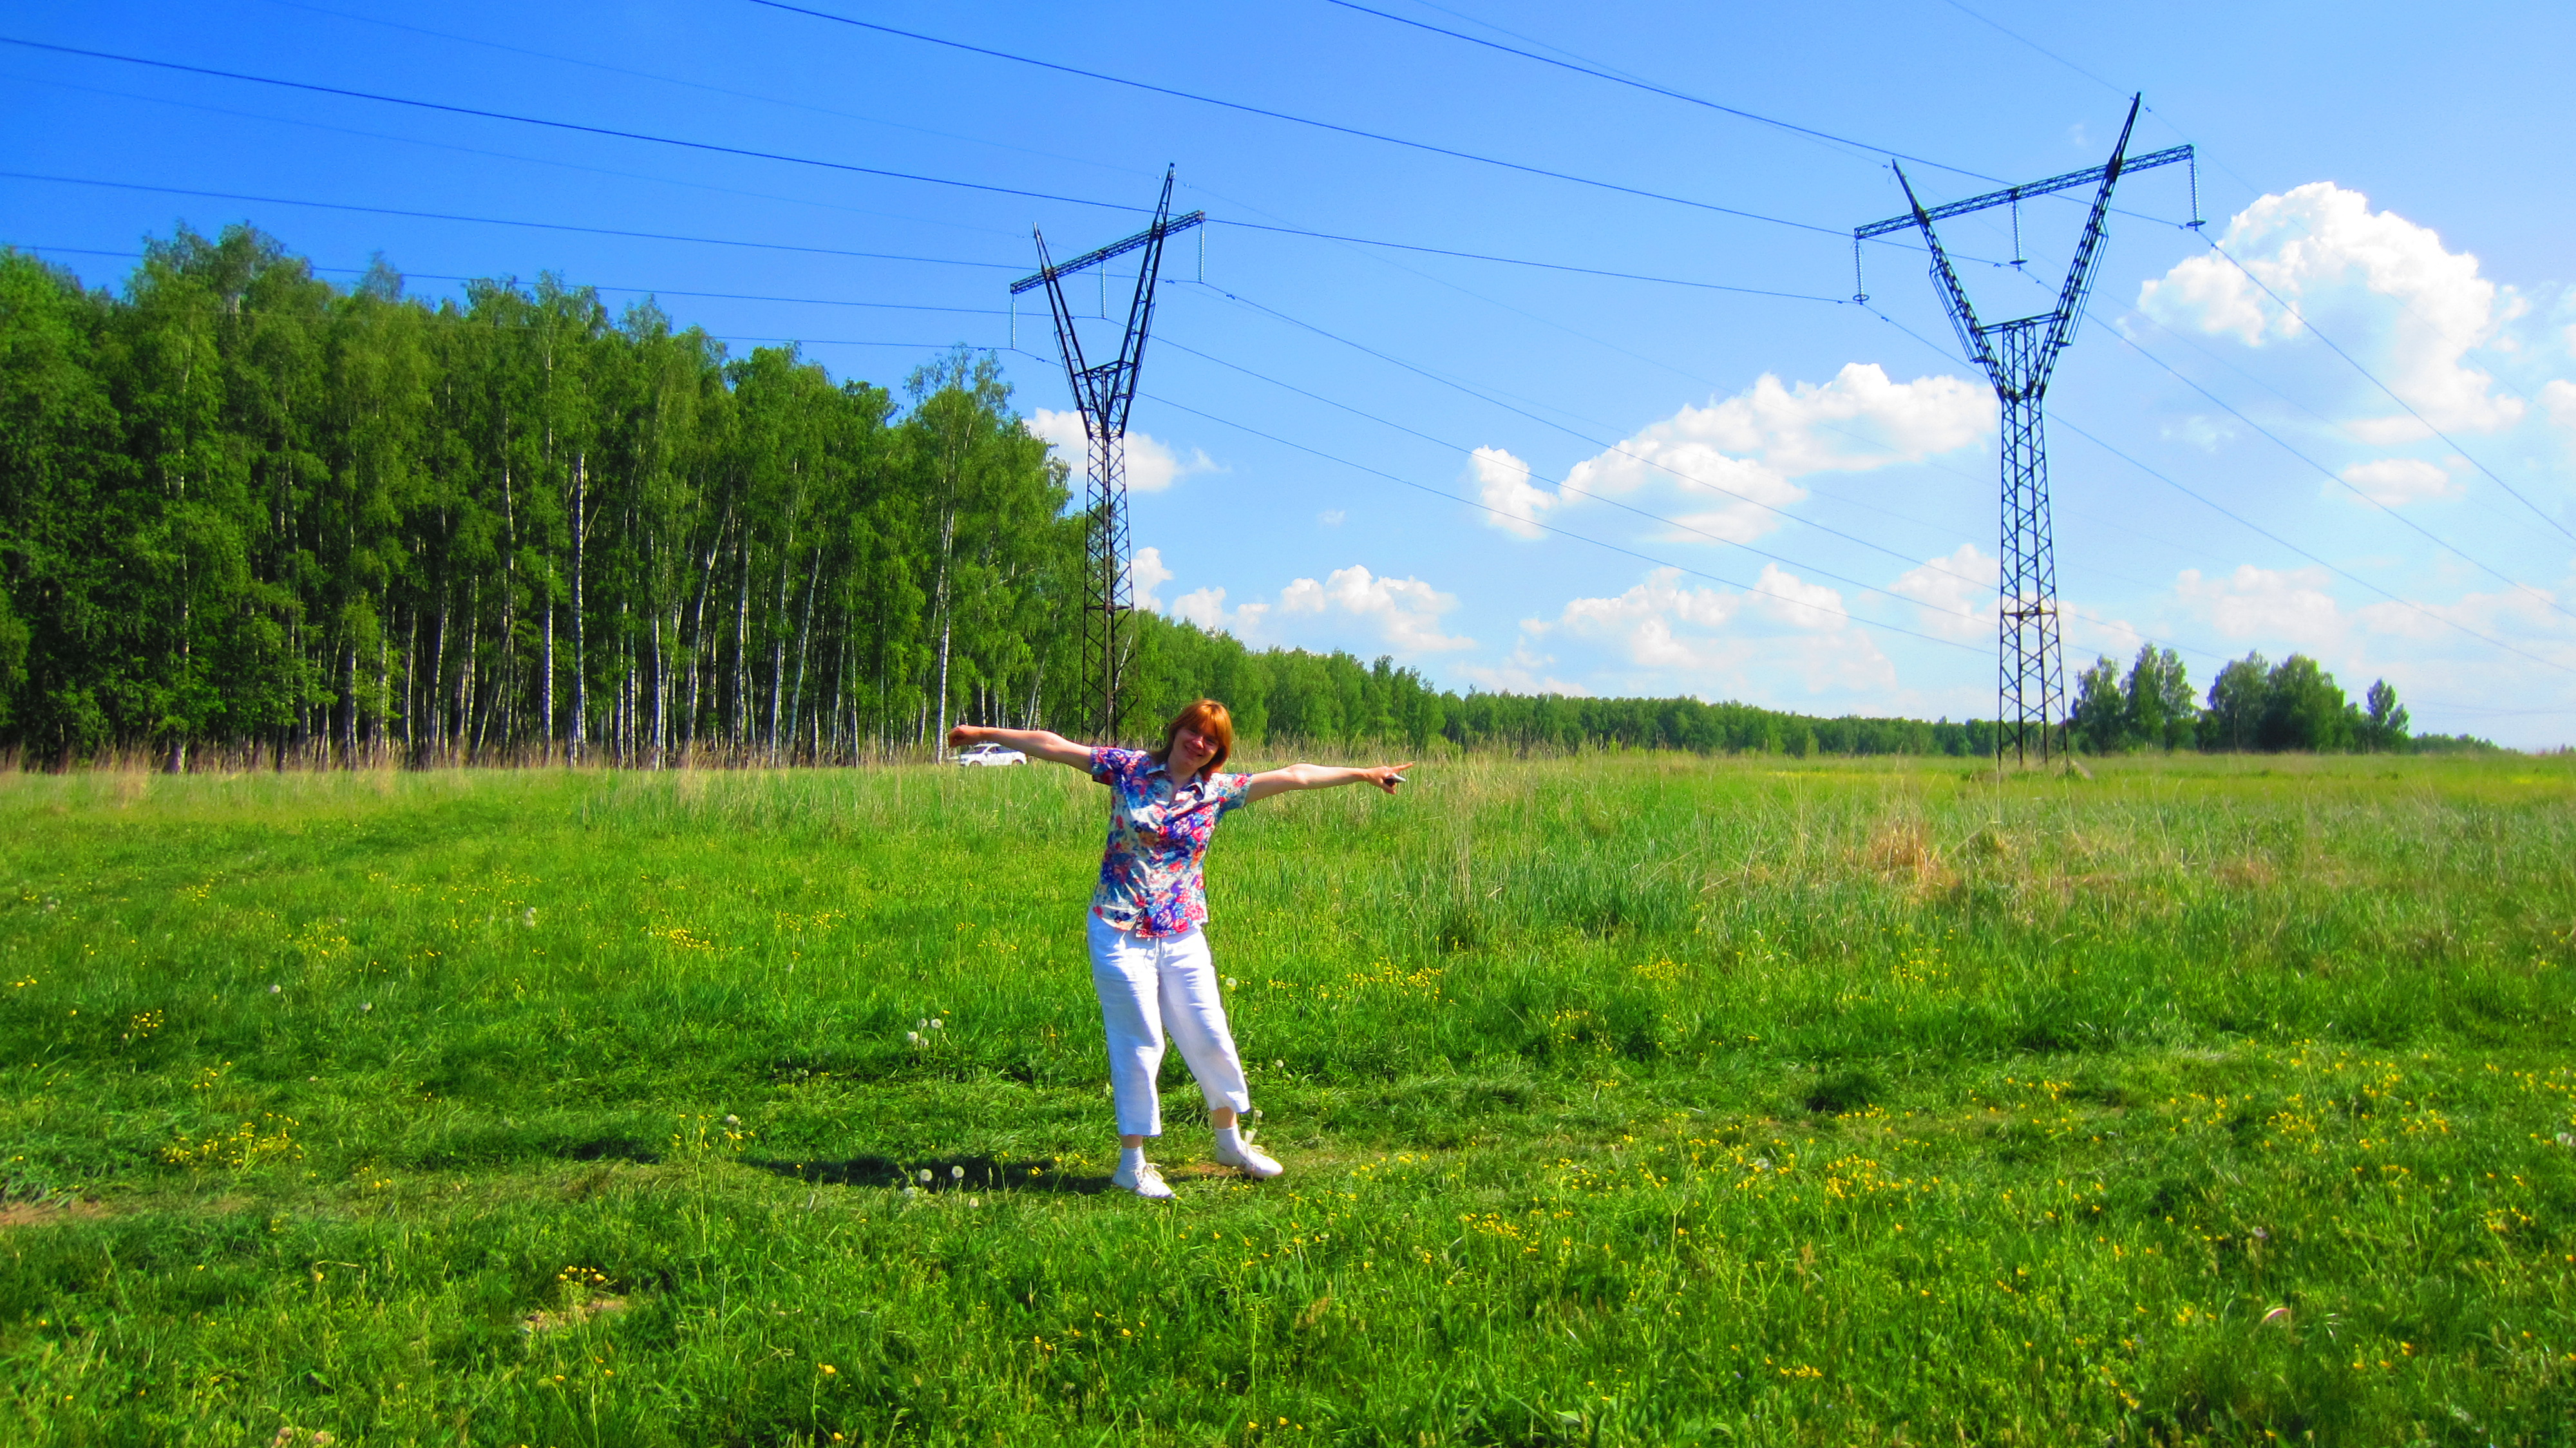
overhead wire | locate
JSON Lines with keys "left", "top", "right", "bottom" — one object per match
{"left": 0, "top": 35, "right": 1141, "bottom": 213}
{"left": 5, "top": 244, "right": 1011, "bottom": 316}
{"left": 1142, "top": 392, "right": 1987, "bottom": 655}
{"left": 1314, "top": 0, "right": 2003, "bottom": 183}
{"left": 737, "top": 0, "right": 1853, "bottom": 237}
{"left": 1865, "top": 303, "right": 2576, "bottom": 678}
{"left": 251, "top": 0, "right": 1162, "bottom": 184}
{"left": 1179, "top": 281, "right": 2005, "bottom": 600}
{"left": 2194, "top": 236, "right": 2576, "bottom": 546}
{"left": 0, "top": 171, "right": 1027, "bottom": 269}
{"left": 1158, "top": 333, "right": 1994, "bottom": 632}
{"left": 0, "top": 67, "right": 1027, "bottom": 240}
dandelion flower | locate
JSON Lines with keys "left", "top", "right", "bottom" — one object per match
{"left": 949, "top": 1165, "right": 964, "bottom": 1180}
{"left": 1224, "top": 976, "right": 1238, "bottom": 989}
{"left": 820, "top": 1364, "right": 837, "bottom": 1375}
{"left": 359, "top": 1003, "right": 372, "bottom": 1013}
{"left": 918, "top": 1169, "right": 934, "bottom": 1183}
{"left": 270, "top": 985, "right": 282, "bottom": 995}
{"left": 929, "top": 1018, "right": 943, "bottom": 1030}
{"left": 906, "top": 1031, "right": 920, "bottom": 1044}
{"left": 723, "top": 1114, "right": 741, "bottom": 1127}
{"left": 522, "top": 908, "right": 538, "bottom": 927}
{"left": 916, "top": 1018, "right": 928, "bottom": 1031}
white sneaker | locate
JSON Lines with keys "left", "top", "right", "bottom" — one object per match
{"left": 1112, "top": 1160, "right": 1175, "bottom": 1199}
{"left": 1213, "top": 1139, "right": 1284, "bottom": 1179}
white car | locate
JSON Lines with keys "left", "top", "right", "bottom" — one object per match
{"left": 954, "top": 742, "right": 1027, "bottom": 767}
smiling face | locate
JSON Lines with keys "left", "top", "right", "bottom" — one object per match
{"left": 1168, "top": 725, "right": 1220, "bottom": 778}
{"left": 1157, "top": 700, "right": 1233, "bottom": 780}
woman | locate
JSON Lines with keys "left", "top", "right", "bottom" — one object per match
{"left": 945, "top": 700, "right": 1412, "bottom": 1199}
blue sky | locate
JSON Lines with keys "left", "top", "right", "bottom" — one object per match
{"left": 6, "top": 0, "right": 2571, "bottom": 745}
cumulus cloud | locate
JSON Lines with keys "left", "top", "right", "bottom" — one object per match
{"left": 1025, "top": 410, "right": 1218, "bottom": 491}
{"left": 2338, "top": 457, "right": 2459, "bottom": 506}
{"left": 1472, "top": 446, "right": 1553, "bottom": 539}
{"left": 2544, "top": 379, "right": 2576, "bottom": 433}
{"left": 2137, "top": 182, "right": 2525, "bottom": 439}
{"left": 1318, "top": 509, "right": 1346, "bottom": 526}
{"left": 1277, "top": 565, "right": 1474, "bottom": 653}
{"left": 1126, "top": 546, "right": 1173, "bottom": 612}
{"left": 1471, "top": 364, "right": 1987, "bottom": 542}
{"left": 1169, "top": 585, "right": 1248, "bottom": 634}
{"left": 1530, "top": 566, "right": 1894, "bottom": 698}
{"left": 1889, "top": 543, "right": 1997, "bottom": 641}
{"left": 2174, "top": 564, "right": 2349, "bottom": 648}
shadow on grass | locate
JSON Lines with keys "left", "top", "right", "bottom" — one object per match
{"left": 744, "top": 1153, "right": 1117, "bottom": 1195}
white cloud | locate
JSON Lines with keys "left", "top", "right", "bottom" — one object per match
{"left": 1025, "top": 410, "right": 1218, "bottom": 492}
{"left": 2543, "top": 379, "right": 2576, "bottom": 433}
{"left": 1535, "top": 566, "right": 1893, "bottom": 698}
{"left": 2338, "top": 457, "right": 2459, "bottom": 506}
{"left": 1889, "top": 542, "right": 1996, "bottom": 641}
{"left": 1473, "top": 363, "right": 1987, "bottom": 544}
{"left": 1126, "top": 546, "right": 1173, "bottom": 612}
{"left": 1454, "top": 639, "right": 1590, "bottom": 696}
{"left": 1318, "top": 509, "right": 1346, "bottom": 527}
{"left": 2137, "top": 182, "right": 2526, "bottom": 439}
{"left": 1471, "top": 446, "right": 1553, "bottom": 539}
{"left": 2174, "top": 564, "right": 2349, "bottom": 649}
{"left": 1170, "top": 585, "right": 1249, "bottom": 634}
{"left": 1276, "top": 565, "right": 1474, "bottom": 653}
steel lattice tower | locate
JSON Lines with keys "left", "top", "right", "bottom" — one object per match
{"left": 1855, "top": 97, "right": 2195, "bottom": 767}
{"left": 1012, "top": 169, "right": 1204, "bottom": 743}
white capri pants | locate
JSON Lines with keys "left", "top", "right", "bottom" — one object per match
{"left": 1088, "top": 914, "right": 1253, "bottom": 1138}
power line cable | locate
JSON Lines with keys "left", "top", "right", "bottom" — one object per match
{"left": 1181, "top": 281, "right": 2004, "bottom": 599}
{"left": 1159, "top": 334, "right": 1993, "bottom": 631}
{"left": 0, "top": 38, "right": 1851, "bottom": 298}
{"left": 6, "top": 244, "right": 1011, "bottom": 315}
{"left": 2195, "top": 236, "right": 2576, "bottom": 545}
{"left": 0, "top": 35, "right": 1142, "bottom": 213}
{"left": 1865, "top": 301, "right": 2576, "bottom": 677}
{"left": 0, "top": 171, "right": 1032, "bottom": 268}
{"left": 2098, "top": 322, "right": 2576, "bottom": 627}
{"left": 1, "top": 67, "right": 1027, "bottom": 240}
{"left": 1315, "top": 0, "right": 2002, "bottom": 184}
{"left": 252, "top": 0, "right": 1162, "bottom": 184}
{"left": 737, "top": 0, "right": 1853, "bottom": 236}
{"left": 1142, "top": 391, "right": 1986, "bottom": 655}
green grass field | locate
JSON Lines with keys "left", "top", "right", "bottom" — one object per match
{"left": 3, "top": 752, "right": 2572, "bottom": 1445}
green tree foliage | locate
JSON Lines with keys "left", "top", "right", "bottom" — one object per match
{"left": 0, "top": 233, "right": 1084, "bottom": 763}
{"left": 5, "top": 233, "right": 2036, "bottom": 766}
{"left": 2188, "top": 650, "right": 2419, "bottom": 754}
{"left": 2067, "top": 644, "right": 2197, "bottom": 754}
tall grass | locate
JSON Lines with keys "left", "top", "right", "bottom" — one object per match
{"left": 2, "top": 752, "right": 2571, "bottom": 1444}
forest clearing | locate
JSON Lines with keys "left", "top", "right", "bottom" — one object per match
{"left": 3, "top": 752, "right": 2571, "bottom": 1444}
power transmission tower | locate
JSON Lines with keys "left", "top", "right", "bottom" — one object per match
{"left": 1011, "top": 169, "right": 1204, "bottom": 743}
{"left": 1854, "top": 97, "right": 2195, "bottom": 767}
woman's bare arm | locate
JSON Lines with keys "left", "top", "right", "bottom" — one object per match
{"left": 1242, "top": 761, "right": 1414, "bottom": 803}
{"left": 946, "top": 725, "right": 1095, "bottom": 770}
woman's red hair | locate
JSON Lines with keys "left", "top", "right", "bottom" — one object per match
{"left": 1152, "top": 699, "right": 1235, "bottom": 774}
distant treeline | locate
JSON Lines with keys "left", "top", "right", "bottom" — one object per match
{"left": 2070, "top": 645, "right": 2486, "bottom": 755}
{"left": 0, "top": 231, "right": 2499, "bottom": 767}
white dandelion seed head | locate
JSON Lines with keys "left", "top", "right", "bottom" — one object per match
{"left": 905, "top": 1031, "right": 921, "bottom": 1044}
{"left": 270, "top": 984, "right": 282, "bottom": 994}
{"left": 918, "top": 1169, "right": 934, "bottom": 1183}
{"left": 930, "top": 1018, "right": 943, "bottom": 1030}
{"left": 949, "top": 1165, "right": 964, "bottom": 1179}
{"left": 359, "top": 1002, "right": 372, "bottom": 1012}
{"left": 723, "top": 1114, "right": 741, "bottom": 1127}
{"left": 903, "top": 1185, "right": 919, "bottom": 1197}
{"left": 916, "top": 1018, "right": 928, "bottom": 1031}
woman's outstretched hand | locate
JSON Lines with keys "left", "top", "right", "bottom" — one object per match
{"left": 1367, "top": 763, "right": 1417, "bottom": 795}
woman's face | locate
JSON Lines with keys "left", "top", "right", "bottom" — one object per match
{"left": 1169, "top": 725, "right": 1219, "bottom": 777}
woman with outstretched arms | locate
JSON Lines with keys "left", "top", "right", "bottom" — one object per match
{"left": 945, "top": 699, "right": 1412, "bottom": 1199}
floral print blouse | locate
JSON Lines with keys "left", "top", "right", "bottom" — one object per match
{"left": 1088, "top": 747, "right": 1253, "bottom": 938}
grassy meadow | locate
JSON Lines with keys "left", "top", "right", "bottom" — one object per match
{"left": 2, "top": 751, "right": 2572, "bottom": 1445}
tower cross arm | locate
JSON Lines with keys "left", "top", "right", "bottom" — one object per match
{"left": 1011, "top": 211, "right": 1206, "bottom": 294}
{"left": 1853, "top": 143, "right": 2190, "bottom": 241}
